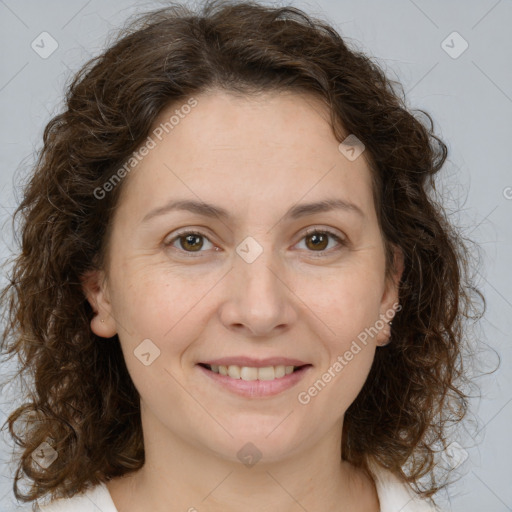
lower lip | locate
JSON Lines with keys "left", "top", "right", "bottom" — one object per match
{"left": 197, "top": 364, "right": 312, "bottom": 398}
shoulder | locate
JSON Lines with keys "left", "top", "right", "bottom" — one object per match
{"left": 17, "top": 483, "right": 118, "bottom": 512}
{"left": 369, "top": 463, "right": 442, "bottom": 512}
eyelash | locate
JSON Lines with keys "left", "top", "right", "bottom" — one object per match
{"left": 164, "top": 227, "right": 347, "bottom": 259}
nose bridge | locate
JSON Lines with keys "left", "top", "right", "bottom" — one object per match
{"left": 221, "top": 233, "right": 293, "bottom": 335}
{"left": 235, "top": 234, "right": 283, "bottom": 301}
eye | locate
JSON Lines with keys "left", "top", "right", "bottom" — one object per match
{"left": 164, "top": 227, "right": 347, "bottom": 258}
{"left": 164, "top": 230, "right": 216, "bottom": 257}
{"left": 295, "top": 228, "right": 346, "bottom": 257}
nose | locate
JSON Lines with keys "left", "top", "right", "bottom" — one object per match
{"left": 217, "top": 244, "right": 297, "bottom": 338}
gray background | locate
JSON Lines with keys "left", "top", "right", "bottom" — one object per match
{"left": 0, "top": 0, "right": 511, "bottom": 510}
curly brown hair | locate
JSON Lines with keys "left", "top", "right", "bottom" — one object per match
{"left": 0, "top": 0, "right": 484, "bottom": 507}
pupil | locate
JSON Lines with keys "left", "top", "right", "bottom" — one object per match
{"left": 182, "top": 234, "right": 203, "bottom": 251}
{"left": 307, "top": 232, "right": 328, "bottom": 250}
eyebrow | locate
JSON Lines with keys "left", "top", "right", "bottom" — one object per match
{"left": 141, "top": 197, "right": 365, "bottom": 224}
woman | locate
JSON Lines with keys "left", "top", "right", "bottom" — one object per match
{"left": 0, "top": 1, "right": 483, "bottom": 511}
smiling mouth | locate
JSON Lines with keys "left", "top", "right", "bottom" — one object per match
{"left": 198, "top": 363, "right": 311, "bottom": 381}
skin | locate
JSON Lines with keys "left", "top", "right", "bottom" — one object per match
{"left": 82, "top": 89, "right": 403, "bottom": 512}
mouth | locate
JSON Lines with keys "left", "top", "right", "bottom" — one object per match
{"left": 198, "top": 362, "right": 311, "bottom": 381}
{"left": 196, "top": 362, "right": 313, "bottom": 398}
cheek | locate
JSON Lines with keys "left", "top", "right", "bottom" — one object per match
{"left": 293, "top": 263, "right": 382, "bottom": 406}
{"left": 112, "top": 265, "right": 210, "bottom": 336}
{"left": 111, "top": 268, "right": 218, "bottom": 381}
{"left": 298, "top": 333, "right": 377, "bottom": 420}
{"left": 297, "top": 261, "right": 385, "bottom": 338}
{"left": 110, "top": 271, "right": 202, "bottom": 418}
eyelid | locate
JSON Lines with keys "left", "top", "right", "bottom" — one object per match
{"left": 301, "top": 226, "right": 346, "bottom": 243}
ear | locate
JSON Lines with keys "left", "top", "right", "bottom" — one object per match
{"left": 375, "top": 244, "right": 404, "bottom": 346}
{"left": 80, "top": 269, "right": 117, "bottom": 338}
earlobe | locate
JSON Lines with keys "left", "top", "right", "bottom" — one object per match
{"left": 376, "top": 322, "right": 392, "bottom": 347}
{"left": 80, "top": 269, "right": 117, "bottom": 338}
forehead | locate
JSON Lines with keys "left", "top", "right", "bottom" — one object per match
{"left": 115, "top": 90, "right": 376, "bottom": 224}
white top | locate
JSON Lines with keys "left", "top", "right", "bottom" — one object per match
{"left": 23, "top": 466, "right": 439, "bottom": 512}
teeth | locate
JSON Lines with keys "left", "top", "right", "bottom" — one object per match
{"left": 258, "top": 366, "right": 275, "bottom": 380}
{"left": 240, "top": 366, "right": 258, "bottom": 380}
{"left": 209, "top": 364, "right": 298, "bottom": 380}
{"left": 227, "top": 365, "right": 241, "bottom": 379}
{"left": 275, "top": 365, "right": 286, "bottom": 378}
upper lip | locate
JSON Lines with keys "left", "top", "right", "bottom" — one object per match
{"left": 199, "top": 357, "right": 310, "bottom": 368}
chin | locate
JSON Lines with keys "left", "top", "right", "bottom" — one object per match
{"left": 200, "top": 421, "right": 306, "bottom": 463}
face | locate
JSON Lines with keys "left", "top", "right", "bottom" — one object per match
{"left": 82, "top": 89, "right": 402, "bottom": 464}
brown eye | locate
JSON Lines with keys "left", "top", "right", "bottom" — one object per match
{"left": 305, "top": 232, "right": 329, "bottom": 251}
{"left": 297, "top": 228, "right": 346, "bottom": 256}
{"left": 179, "top": 233, "right": 204, "bottom": 252}
{"left": 165, "top": 230, "right": 215, "bottom": 256}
